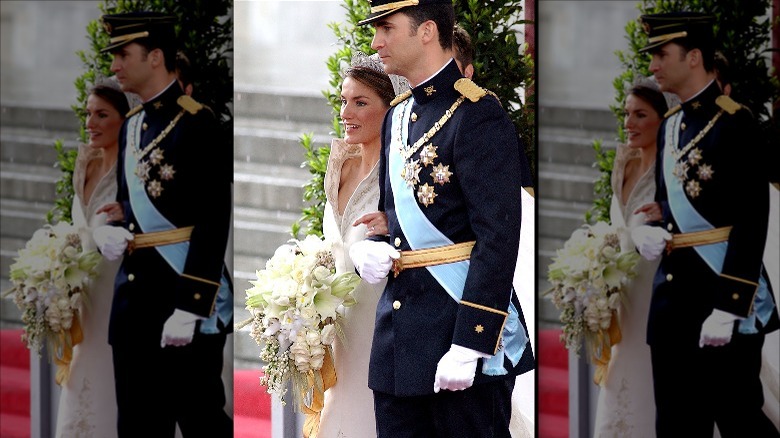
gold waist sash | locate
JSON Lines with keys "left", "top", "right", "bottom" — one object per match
{"left": 127, "top": 226, "right": 194, "bottom": 253}
{"left": 666, "top": 226, "right": 732, "bottom": 254}
{"left": 391, "top": 241, "right": 475, "bottom": 277}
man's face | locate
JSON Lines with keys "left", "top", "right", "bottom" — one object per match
{"left": 110, "top": 42, "right": 153, "bottom": 95}
{"left": 370, "top": 13, "right": 422, "bottom": 78}
{"left": 649, "top": 42, "right": 690, "bottom": 95}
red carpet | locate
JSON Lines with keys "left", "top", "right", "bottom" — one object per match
{"left": 0, "top": 329, "right": 30, "bottom": 438}
{"left": 234, "top": 368, "right": 272, "bottom": 438}
{"left": 539, "top": 328, "right": 568, "bottom": 438}
{"left": 2, "top": 328, "right": 567, "bottom": 437}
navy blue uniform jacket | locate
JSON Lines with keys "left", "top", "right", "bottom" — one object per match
{"left": 110, "top": 83, "right": 233, "bottom": 346}
{"left": 368, "top": 60, "right": 534, "bottom": 397}
{"left": 649, "top": 81, "right": 779, "bottom": 347}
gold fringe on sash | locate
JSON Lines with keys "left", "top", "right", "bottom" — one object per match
{"left": 301, "top": 348, "right": 337, "bottom": 438}
{"left": 665, "top": 226, "right": 732, "bottom": 254}
{"left": 391, "top": 241, "right": 475, "bottom": 277}
{"left": 127, "top": 226, "right": 194, "bottom": 253}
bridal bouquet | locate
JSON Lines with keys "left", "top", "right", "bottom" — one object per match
{"left": 242, "top": 234, "right": 360, "bottom": 407}
{"left": 546, "top": 221, "right": 640, "bottom": 384}
{"left": 5, "top": 222, "right": 101, "bottom": 372}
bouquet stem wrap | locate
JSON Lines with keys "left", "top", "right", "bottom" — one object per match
{"left": 591, "top": 309, "right": 621, "bottom": 386}
{"left": 301, "top": 348, "right": 337, "bottom": 438}
{"left": 53, "top": 313, "right": 84, "bottom": 385}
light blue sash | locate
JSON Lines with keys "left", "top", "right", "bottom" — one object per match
{"left": 388, "top": 100, "right": 526, "bottom": 375}
{"left": 663, "top": 113, "right": 773, "bottom": 333}
{"left": 125, "top": 113, "right": 232, "bottom": 334}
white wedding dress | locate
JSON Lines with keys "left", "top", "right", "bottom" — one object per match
{"left": 318, "top": 139, "right": 386, "bottom": 438}
{"left": 592, "top": 145, "right": 659, "bottom": 438}
{"left": 55, "top": 145, "right": 121, "bottom": 438}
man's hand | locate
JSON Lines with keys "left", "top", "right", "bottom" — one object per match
{"left": 631, "top": 225, "right": 672, "bottom": 260}
{"left": 433, "top": 344, "right": 488, "bottom": 393}
{"left": 348, "top": 240, "right": 400, "bottom": 284}
{"left": 92, "top": 225, "right": 134, "bottom": 261}
{"left": 699, "top": 309, "right": 739, "bottom": 348}
{"left": 160, "top": 309, "right": 204, "bottom": 348}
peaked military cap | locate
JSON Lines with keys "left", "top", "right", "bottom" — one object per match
{"left": 358, "top": 0, "right": 452, "bottom": 26}
{"left": 638, "top": 12, "right": 714, "bottom": 53}
{"left": 100, "top": 12, "right": 176, "bottom": 53}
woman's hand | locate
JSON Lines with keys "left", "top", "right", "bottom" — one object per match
{"left": 353, "top": 211, "right": 388, "bottom": 237}
{"left": 633, "top": 202, "right": 662, "bottom": 224}
{"left": 96, "top": 202, "right": 125, "bottom": 223}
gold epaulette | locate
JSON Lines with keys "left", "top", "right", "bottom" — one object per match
{"left": 664, "top": 104, "right": 681, "bottom": 118}
{"left": 177, "top": 95, "right": 203, "bottom": 114}
{"left": 126, "top": 104, "right": 143, "bottom": 117}
{"left": 454, "top": 78, "right": 487, "bottom": 102}
{"left": 391, "top": 90, "right": 412, "bottom": 107}
{"left": 715, "top": 95, "right": 742, "bottom": 115}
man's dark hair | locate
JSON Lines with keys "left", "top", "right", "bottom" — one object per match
{"left": 452, "top": 23, "right": 474, "bottom": 68}
{"left": 402, "top": 4, "right": 455, "bottom": 50}
{"left": 176, "top": 51, "right": 194, "bottom": 88}
{"left": 652, "top": 38, "right": 715, "bottom": 73}
{"left": 116, "top": 37, "right": 178, "bottom": 73}
{"left": 714, "top": 51, "right": 731, "bottom": 89}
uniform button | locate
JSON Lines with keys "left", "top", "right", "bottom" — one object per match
{"left": 681, "top": 122, "right": 686, "bottom": 131}
{"left": 667, "top": 223, "right": 674, "bottom": 231}
{"left": 411, "top": 112, "right": 418, "bottom": 122}
{"left": 666, "top": 274, "right": 673, "bottom": 282}
{"left": 392, "top": 300, "right": 401, "bottom": 310}
{"left": 129, "top": 223, "right": 135, "bottom": 231}
{"left": 142, "top": 122, "right": 148, "bottom": 130}
{"left": 128, "top": 273, "right": 135, "bottom": 281}
{"left": 394, "top": 237, "right": 401, "bottom": 248}
{"left": 732, "top": 293, "right": 739, "bottom": 300}
{"left": 194, "top": 293, "right": 202, "bottom": 300}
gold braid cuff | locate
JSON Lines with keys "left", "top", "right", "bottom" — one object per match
{"left": 127, "top": 226, "right": 194, "bottom": 254}
{"left": 665, "top": 226, "right": 731, "bottom": 254}
{"left": 391, "top": 241, "right": 474, "bottom": 277}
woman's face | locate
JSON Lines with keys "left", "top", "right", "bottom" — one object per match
{"left": 624, "top": 93, "right": 662, "bottom": 150}
{"left": 85, "top": 94, "right": 124, "bottom": 150}
{"left": 340, "top": 76, "right": 389, "bottom": 148}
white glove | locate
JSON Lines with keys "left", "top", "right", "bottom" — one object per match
{"left": 348, "top": 240, "right": 400, "bottom": 284}
{"left": 433, "top": 344, "right": 489, "bottom": 393}
{"left": 630, "top": 225, "right": 672, "bottom": 261}
{"left": 92, "top": 225, "right": 134, "bottom": 261}
{"left": 699, "top": 309, "right": 740, "bottom": 348}
{"left": 160, "top": 309, "right": 204, "bottom": 348}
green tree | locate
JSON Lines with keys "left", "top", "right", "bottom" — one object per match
{"left": 587, "top": 0, "right": 778, "bottom": 223}
{"left": 48, "top": 0, "right": 233, "bottom": 224}
{"left": 294, "top": 0, "right": 535, "bottom": 237}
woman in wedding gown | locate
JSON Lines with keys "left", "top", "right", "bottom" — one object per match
{"left": 54, "top": 81, "right": 132, "bottom": 437}
{"left": 592, "top": 80, "right": 669, "bottom": 438}
{"left": 316, "top": 53, "right": 396, "bottom": 438}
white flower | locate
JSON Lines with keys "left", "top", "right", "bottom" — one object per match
{"left": 545, "top": 221, "right": 640, "bottom": 359}
{"left": 243, "top": 235, "right": 360, "bottom": 406}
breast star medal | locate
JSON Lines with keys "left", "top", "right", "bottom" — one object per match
{"left": 417, "top": 183, "right": 437, "bottom": 207}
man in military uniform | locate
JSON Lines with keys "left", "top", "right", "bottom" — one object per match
{"left": 92, "top": 12, "right": 233, "bottom": 437}
{"left": 631, "top": 12, "right": 779, "bottom": 437}
{"left": 348, "top": 1, "right": 534, "bottom": 436}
